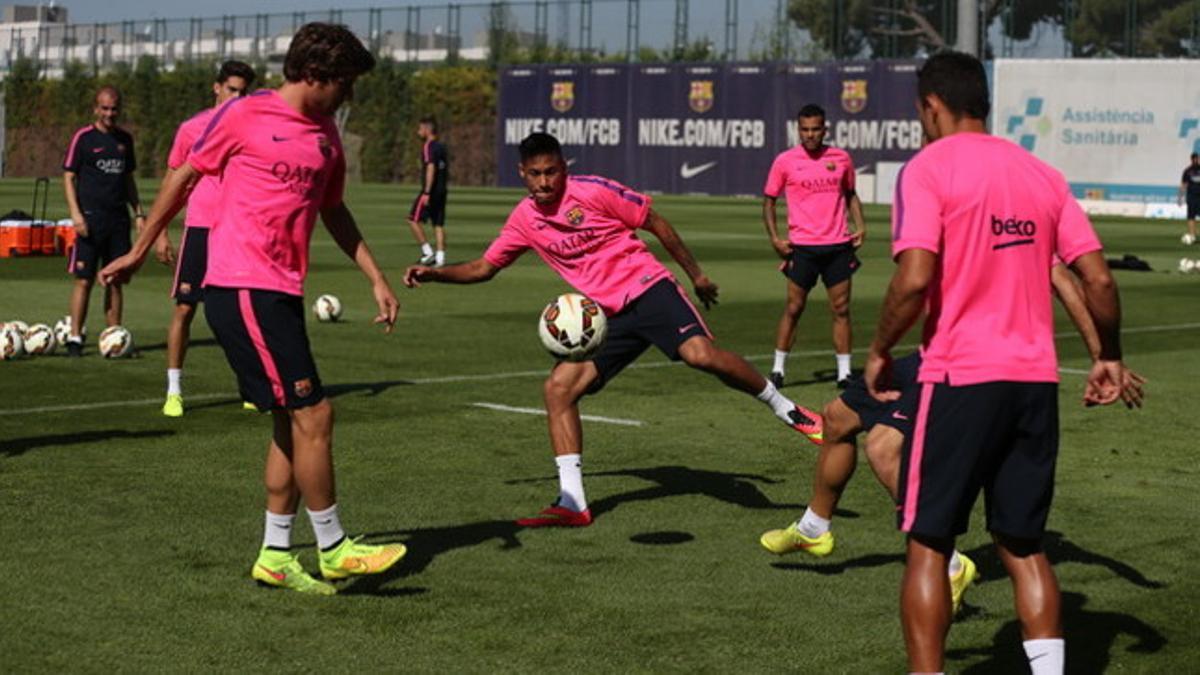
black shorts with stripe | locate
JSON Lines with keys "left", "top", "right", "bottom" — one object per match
{"left": 585, "top": 278, "right": 710, "bottom": 394}
{"left": 68, "top": 212, "right": 131, "bottom": 280}
{"left": 171, "top": 227, "right": 208, "bottom": 305}
{"left": 409, "top": 192, "right": 447, "bottom": 226}
{"left": 204, "top": 287, "right": 325, "bottom": 411}
{"left": 838, "top": 352, "right": 922, "bottom": 436}
{"left": 897, "top": 380, "right": 1059, "bottom": 540}
{"left": 782, "top": 242, "right": 860, "bottom": 292}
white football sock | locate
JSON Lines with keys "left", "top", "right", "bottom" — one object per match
{"left": 836, "top": 353, "right": 852, "bottom": 380}
{"left": 555, "top": 453, "right": 587, "bottom": 512}
{"left": 434, "top": 250, "right": 445, "bottom": 266}
{"left": 1023, "top": 638, "right": 1065, "bottom": 675}
{"left": 67, "top": 334, "right": 82, "bottom": 344}
{"left": 263, "top": 511, "right": 295, "bottom": 550}
{"left": 947, "top": 550, "right": 964, "bottom": 577}
{"left": 167, "top": 368, "right": 182, "bottom": 396}
{"left": 420, "top": 242, "right": 433, "bottom": 257}
{"left": 756, "top": 380, "right": 797, "bottom": 422}
{"left": 772, "top": 350, "right": 788, "bottom": 374}
{"left": 307, "top": 504, "right": 346, "bottom": 550}
{"left": 797, "top": 506, "right": 830, "bottom": 538}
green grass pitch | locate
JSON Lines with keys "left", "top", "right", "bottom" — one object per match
{"left": 1, "top": 177, "right": 1197, "bottom": 671}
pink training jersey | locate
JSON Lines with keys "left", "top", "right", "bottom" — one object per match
{"left": 483, "top": 175, "right": 672, "bottom": 315}
{"left": 763, "top": 145, "right": 856, "bottom": 246}
{"left": 892, "top": 132, "right": 1102, "bottom": 385}
{"left": 168, "top": 108, "right": 220, "bottom": 228}
{"left": 187, "top": 90, "right": 345, "bottom": 296}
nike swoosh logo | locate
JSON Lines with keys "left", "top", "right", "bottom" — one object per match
{"left": 891, "top": 411, "right": 908, "bottom": 420}
{"left": 566, "top": 158, "right": 577, "bottom": 167}
{"left": 257, "top": 565, "right": 286, "bottom": 581}
{"left": 272, "top": 135, "right": 289, "bottom": 142}
{"left": 92, "top": 147, "right": 104, "bottom": 153}
{"left": 680, "top": 161, "right": 717, "bottom": 179}
{"left": 678, "top": 322, "right": 698, "bottom": 334}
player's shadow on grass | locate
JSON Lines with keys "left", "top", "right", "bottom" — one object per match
{"left": 778, "top": 368, "right": 863, "bottom": 388}
{"left": 135, "top": 338, "right": 220, "bottom": 353}
{"left": 509, "top": 465, "right": 859, "bottom": 518}
{"left": 770, "top": 551, "right": 905, "bottom": 575}
{"left": 325, "top": 379, "right": 415, "bottom": 398}
{"left": 337, "top": 519, "right": 525, "bottom": 596}
{"left": 1, "top": 429, "right": 175, "bottom": 458}
{"left": 946, "top": 591, "right": 1166, "bottom": 673}
{"left": 963, "top": 531, "right": 1165, "bottom": 590}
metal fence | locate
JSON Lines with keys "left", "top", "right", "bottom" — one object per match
{"left": 1, "top": 0, "right": 1197, "bottom": 77}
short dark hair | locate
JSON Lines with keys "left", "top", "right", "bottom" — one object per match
{"left": 419, "top": 116, "right": 438, "bottom": 133}
{"left": 797, "top": 104, "right": 826, "bottom": 122}
{"left": 283, "top": 23, "right": 375, "bottom": 83}
{"left": 917, "top": 51, "right": 990, "bottom": 120}
{"left": 519, "top": 132, "right": 562, "bottom": 162}
{"left": 1192, "top": 153, "right": 1199, "bottom": 160}
{"left": 217, "top": 60, "right": 256, "bottom": 87}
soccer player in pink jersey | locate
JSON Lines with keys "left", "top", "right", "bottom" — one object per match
{"left": 404, "top": 132, "right": 824, "bottom": 528}
{"left": 100, "top": 24, "right": 406, "bottom": 595}
{"left": 159, "top": 60, "right": 256, "bottom": 418}
{"left": 760, "top": 263, "right": 1144, "bottom": 617}
{"left": 762, "top": 104, "right": 866, "bottom": 388}
{"left": 863, "top": 52, "right": 1137, "bottom": 674}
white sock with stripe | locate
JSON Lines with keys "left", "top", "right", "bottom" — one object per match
{"left": 797, "top": 507, "right": 830, "bottom": 538}
{"left": 555, "top": 454, "right": 587, "bottom": 512}
{"left": 307, "top": 504, "right": 346, "bottom": 550}
{"left": 1023, "top": 638, "right": 1065, "bottom": 675}
{"left": 756, "top": 380, "right": 797, "bottom": 422}
{"left": 836, "top": 353, "right": 852, "bottom": 380}
{"left": 263, "top": 511, "right": 294, "bottom": 550}
{"left": 167, "top": 368, "right": 182, "bottom": 396}
{"left": 772, "top": 350, "right": 788, "bottom": 374}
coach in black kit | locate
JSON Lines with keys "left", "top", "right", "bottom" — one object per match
{"left": 407, "top": 116, "right": 450, "bottom": 267}
{"left": 62, "top": 86, "right": 161, "bottom": 356}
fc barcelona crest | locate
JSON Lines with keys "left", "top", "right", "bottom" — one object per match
{"left": 688, "top": 80, "right": 714, "bottom": 114}
{"left": 841, "top": 79, "right": 868, "bottom": 114}
{"left": 566, "top": 206, "right": 585, "bottom": 226}
{"left": 551, "top": 81, "right": 575, "bottom": 113}
{"left": 825, "top": 161, "right": 837, "bottom": 172}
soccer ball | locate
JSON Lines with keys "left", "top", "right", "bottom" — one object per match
{"left": 312, "top": 294, "right": 342, "bottom": 322}
{"left": 1183, "top": 233, "right": 1197, "bottom": 245}
{"left": 0, "top": 324, "right": 25, "bottom": 360}
{"left": 24, "top": 323, "right": 56, "bottom": 355}
{"left": 98, "top": 325, "right": 133, "bottom": 358}
{"left": 537, "top": 293, "right": 608, "bottom": 362}
{"left": 6, "top": 319, "right": 28, "bottom": 336}
{"left": 1181, "top": 258, "right": 1197, "bottom": 273}
{"left": 53, "top": 316, "right": 72, "bottom": 345}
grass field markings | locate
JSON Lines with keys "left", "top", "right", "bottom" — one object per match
{"left": 0, "top": 392, "right": 232, "bottom": 416}
{"left": 2, "top": 321, "right": 1192, "bottom": 418}
{"left": 1059, "top": 367, "right": 1091, "bottom": 375}
{"left": 471, "top": 402, "right": 645, "bottom": 427}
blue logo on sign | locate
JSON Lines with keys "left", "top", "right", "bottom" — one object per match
{"left": 1004, "top": 97, "right": 1051, "bottom": 151}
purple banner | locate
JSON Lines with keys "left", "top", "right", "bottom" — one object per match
{"left": 498, "top": 60, "right": 921, "bottom": 196}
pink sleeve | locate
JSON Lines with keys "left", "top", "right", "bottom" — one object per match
{"left": 592, "top": 179, "right": 652, "bottom": 230}
{"left": 321, "top": 135, "right": 346, "bottom": 209}
{"left": 843, "top": 154, "right": 857, "bottom": 192}
{"left": 763, "top": 155, "right": 784, "bottom": 197}
{"left": 167, "top": 121, "right": 194, "bottom": 170}
{"left": 482, "top": 213, "right": 530, "bottom": 269}
{"left": 891, "top": 158, "right": 942, "bottom": 257}
{"left": 188, "top": 100, "right": 243, "bottom": 176}
{"left": 1054, "top": 191, "right": 1102, "bottom": 265}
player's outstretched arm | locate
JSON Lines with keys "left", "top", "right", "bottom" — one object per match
{"left": 403, "top": 258, "right": 499, "bottom": 288}
{"left": 643, "top": 209, "right": 718, "bottom": 308}
{"left": 320, "top": 201, "right": 399, "bottom": 332}
{"left": 866, "top": 248, "right": 936, "bottom": 401}
{"left": 99, "top": 163, "right": 198, "bottom": 286}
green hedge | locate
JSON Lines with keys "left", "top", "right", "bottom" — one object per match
{"left": 3, "top": 57, "right": 496, "bottom": 185}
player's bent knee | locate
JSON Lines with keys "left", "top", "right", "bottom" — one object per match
{"left": 678, "top": 338, "right": 718, "bottom": 370}
{"left": 544, "top": 363, "right": 593, "bottom": 403}
{"left": 821, "top": 399, "right": 859, "bottom": 441}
